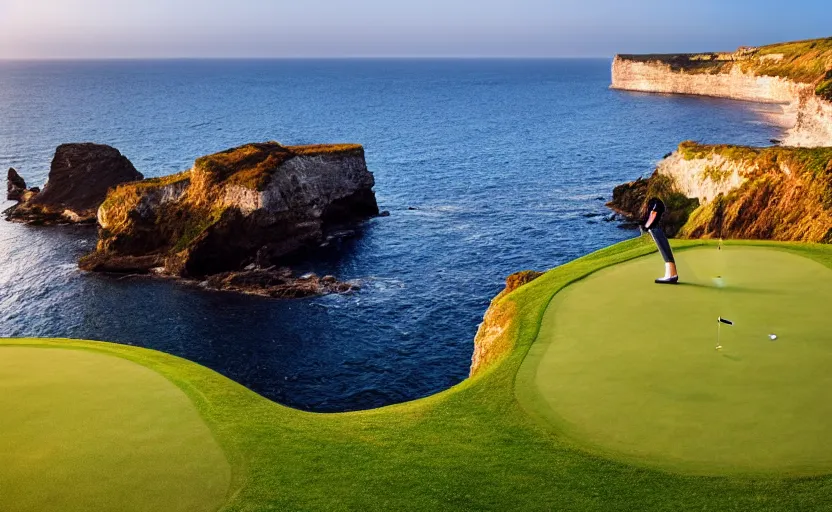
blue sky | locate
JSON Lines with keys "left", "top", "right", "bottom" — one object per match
{"left": 0, "top": 0, "right": 829, "bottom": 58}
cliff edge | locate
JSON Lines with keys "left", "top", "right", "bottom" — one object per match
{"left": 612, "top": 37, "right": 832, "bottom": 146}
{"left": 609, "top": 142, "right": 832, "bottom": 242}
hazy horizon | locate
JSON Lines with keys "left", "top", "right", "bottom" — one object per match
{"left": 0, "top": 0, "right": 829, "bottom": 59}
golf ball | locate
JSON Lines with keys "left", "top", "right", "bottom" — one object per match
{"left": 769, "top": 334, "right": 778, "bottom": 340}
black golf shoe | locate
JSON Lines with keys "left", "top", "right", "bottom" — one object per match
{"left": 655, "top": 276, "right": 679, "bottom": 284}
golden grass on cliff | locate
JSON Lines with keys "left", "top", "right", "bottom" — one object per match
{"left": 195, "top": 142, "right": 364, "bottom": 191}
{"left": 677, "top": 142, "right": 832, "bottom": 242}
{"left": 621, "top": 36, "right": 832, "bottom": 95}
{"left": 752, "top": 37, "right": 832, "bottom": 84}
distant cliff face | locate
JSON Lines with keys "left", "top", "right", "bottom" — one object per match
{"left": 609, "top": 142, "right": 832, "bottom": 242}
{"left": 611, "top": 38, "right": 832, "bottom": 147}
{"left": 82, "top": 142, "right": 379, "bottom": 277}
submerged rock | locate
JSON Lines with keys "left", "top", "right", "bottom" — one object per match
{"left": 80, "top": 141, "right": 379, "bottom": 297}
{"left": 6, "top": 144, "right": 143, "bottom": 224}
{"left": 204, "top": 268, "right": 359, "bottom": 299}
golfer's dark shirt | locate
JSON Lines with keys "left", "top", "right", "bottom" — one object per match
{"left": 644, "top": 198, "right": 665, "bottom": 229}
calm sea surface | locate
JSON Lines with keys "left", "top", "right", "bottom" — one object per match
{"left": 0, "top": 59, "right": 780, "bottom": 411}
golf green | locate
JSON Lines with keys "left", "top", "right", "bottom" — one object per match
{"left": 0, "top": 345, "right": 230, "bottom": 512}
{"left": 520, "top": 246, "right": 832, "bottom": 475}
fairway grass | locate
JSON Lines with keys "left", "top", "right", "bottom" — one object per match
{"left": 520, "top": 246, "right": 832, "bottom": 475}
{"left": 5, "top": 239, "right": 832, "bottom": 510}
{"left": 0, "top": 346, "right": 230, "bottom": 512}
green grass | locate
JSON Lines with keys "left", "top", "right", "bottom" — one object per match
{"left": 6, "top": 239, "right": 832, "bottom": 510}
{"left": 518, "top": 246, "right": 832, "bottom": 475}
{"left": 0, "top": 346, "right": 230, "bottom": 512}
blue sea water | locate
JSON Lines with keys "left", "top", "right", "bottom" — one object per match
{"left": 0, "top": 59, "right": 781, "bottom": 411}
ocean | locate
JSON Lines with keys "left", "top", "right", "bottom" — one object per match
{"left": 0, "top": 59, "right": 781, "bottom": 411}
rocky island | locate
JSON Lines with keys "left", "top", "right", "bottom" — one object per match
{"left": 80, "top": 141, "right": 379, "bottom": 298}
{"left": 608, "top": 37, "right": 832, "bottom": 240}
{"left": 5, "top": 143, "right": 143, "bottom": 224}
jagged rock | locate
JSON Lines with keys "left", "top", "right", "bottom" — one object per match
{"left": 204, "top": 268, "right": 359, "bottom": 299}
{"left": 81, "top": 141, "right": 379, "bottom": 284}
{"left": 7, "top": 168, "right": 28, "bottom": 201}
{"left": 606, "top": 167, "right": 698, "bottom": 237}
{"left": 6, "top": 143, "right": 142, "bottom": 224}
{"left": 606, "top": 177, "right": 649, "bottom": 221}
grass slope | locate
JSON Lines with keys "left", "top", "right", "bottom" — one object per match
{"left": 6, "top": 239, "right": 832, "bottom": 510}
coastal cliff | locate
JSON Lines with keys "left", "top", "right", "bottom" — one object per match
{"left": 80, "top": 141, "right": 379, "bottom": 282}
{"left": 612, "top": 38, "right": 832, "bottom": 146}
{"left": 609, "top": 142, "right": 832, "bottom": 242}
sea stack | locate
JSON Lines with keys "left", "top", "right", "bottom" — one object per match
{"left": 6, "top": 168, "right": 29, "bottom": 202}
{"left": 5, "top": 143, "right": 143, "bottom": 224}
{"left": 80, "top": 141, "right": 379, "bottom": 283}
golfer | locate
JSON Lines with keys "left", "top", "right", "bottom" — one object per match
{"left": 642, "top": 197, "right": 678, "bottom": 284}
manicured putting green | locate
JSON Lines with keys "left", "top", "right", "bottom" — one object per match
{"left": 522, "top": 246, "right": 832, "bottom": 475}
{"left": 0, "top": 346, "right": 230, "bottom": 512}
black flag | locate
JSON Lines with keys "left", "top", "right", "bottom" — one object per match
{"left": 718, "top": 317, "right": 734, "bottom": 325}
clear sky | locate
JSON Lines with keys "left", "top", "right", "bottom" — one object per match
{"left": 0, "top": 0, "right": 829, "bottom": 59}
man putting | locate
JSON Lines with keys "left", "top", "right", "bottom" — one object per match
{"left": 643, "top": 197, "right": 678, "bottom": 284}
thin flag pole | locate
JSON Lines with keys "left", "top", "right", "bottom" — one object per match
{"left": 716, "top": 317, "right": 733, "bottom": 350}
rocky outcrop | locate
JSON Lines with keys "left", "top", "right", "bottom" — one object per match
{"left": 80, "top": 142, "right": 379, "bottom": 291}
{"left": 606, "top": 170, "right": 700, "bottom": 237}
{"left": 609, "top": 142, "right": 832, "bottom": 242}
{"left": 7, "top": 168, "right": 28, "bottom": 201}
{"left": 5, "top": 144, "right": 143, "bottom": 224}
{"left": 611, "top": 38, "right": 832, "bottom": 147}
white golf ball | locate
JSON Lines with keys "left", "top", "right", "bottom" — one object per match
{"left": 769, "top": 334, "right": 778, "bottom": 340}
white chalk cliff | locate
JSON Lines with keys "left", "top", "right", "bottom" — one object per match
{"left": 611, "top": 54, "right": 832, "bottom": 147}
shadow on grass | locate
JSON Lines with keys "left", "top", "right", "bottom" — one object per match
{"left": 677, "top": 282, "right": 782, "bottom": 295}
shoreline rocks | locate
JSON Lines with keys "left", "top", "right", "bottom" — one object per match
{"left": 203, "top": 268, "right": 359, "bottom": 299}
{"left": 5, "top": 143, "right": 143, "bottom": 225}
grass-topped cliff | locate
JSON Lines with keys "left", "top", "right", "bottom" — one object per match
{"left": 618, "top": 37, "right": 832, "bottom": 99}
{"left": 609, "top": 142, "right": 832, "bottom": 242}
{"left": 613, "top": 36, "right": 832, "bottom": 147}
{"left": 81, "top": 141, "right": 377, "bottom": 277}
